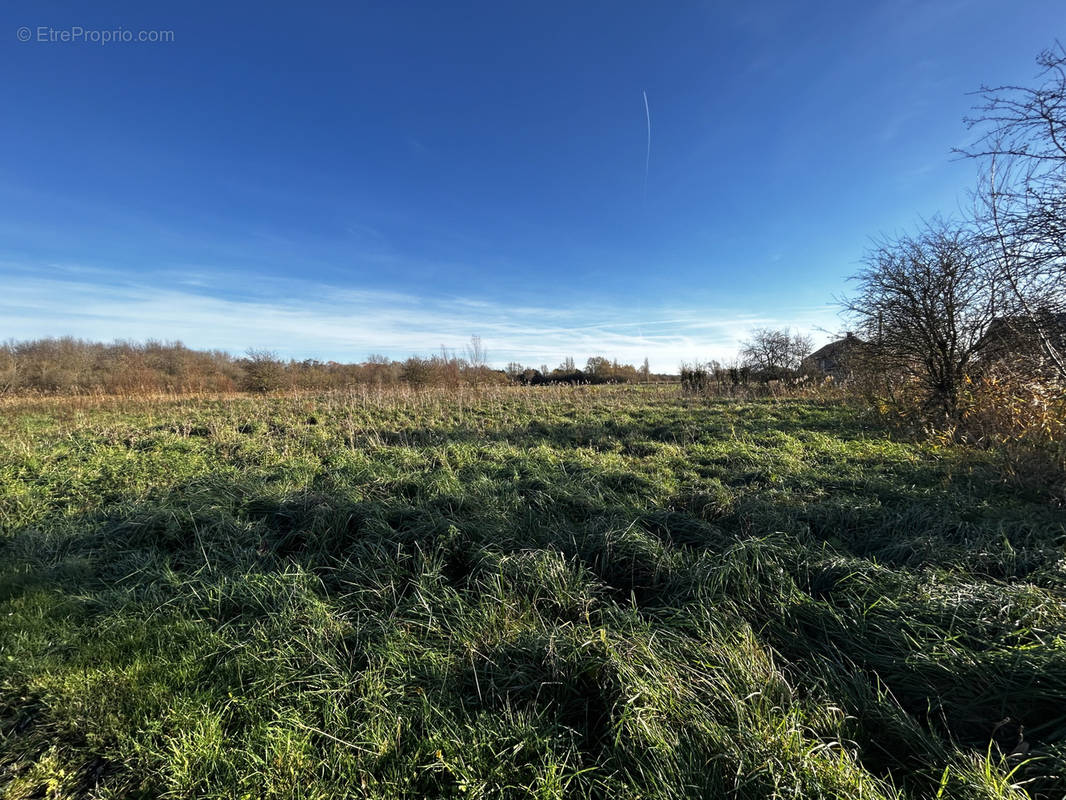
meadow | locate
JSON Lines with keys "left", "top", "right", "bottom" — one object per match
{"left": 1, "top": 386, "right": 1064, "bottom": 799}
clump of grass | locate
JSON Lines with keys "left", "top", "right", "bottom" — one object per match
{"left": 1, "top": 387, "right": 1063, "bottom": 798}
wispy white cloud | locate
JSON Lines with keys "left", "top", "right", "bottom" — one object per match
{"left": 1, "top": 264, "right": 842, "bottom": 372}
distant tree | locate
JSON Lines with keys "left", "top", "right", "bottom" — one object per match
{"left": 740, "top": 328, "right": 812, "bottom": 380}
{"left": 465, "top": 336, "right": 487, "bottom": 370}
{"left": 464, "top": 335, "right": 488, "bottom": 387}
{"left": 585, "top": 356, "right": 611, "bottom": 380}
{"left": 640, "top": 357, "right": 651, "bottom": 383}
{"left": 365, "top": 353, "right": 393, "bottom": 385}
{"left": 845, "top": 219, "right": 999, "bottom": 417}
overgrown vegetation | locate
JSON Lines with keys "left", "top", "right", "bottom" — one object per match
{"left": 0, "top": 339, "right": 667, "bottom": 395}
{"left": 2, "top": 386, "right": 1064, "bottom": 799}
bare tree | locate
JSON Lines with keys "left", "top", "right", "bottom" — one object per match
{"left": 465, "top": 335, "right": 487, "bottom": 369}
{"left": 961, "top": 43, "right": 1066, "bottom": 378}
{"left": 740, "top": 328, "right": 812, "bottom": 380}
{"left": 845, "top": 220, "right": 998, "bottom": 417}
{"left": 463, "top": 335, "right": 487, "bottom": 387}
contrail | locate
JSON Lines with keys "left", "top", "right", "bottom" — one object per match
{"left": 642, "top": 90, "right": 651, "bottom": 197}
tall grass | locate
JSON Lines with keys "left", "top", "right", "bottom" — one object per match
{"left": 1, "top": 387, "right": 1063, "bottom": 798}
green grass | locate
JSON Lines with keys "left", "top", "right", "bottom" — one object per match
{"left": 1, "top": 386, "right": 1064, "bottom": 799}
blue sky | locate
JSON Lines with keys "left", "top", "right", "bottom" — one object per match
{"left": 1, "top": 1, "right": 1061, "bottom": 369}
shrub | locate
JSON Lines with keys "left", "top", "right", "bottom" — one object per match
{"left": 955, "top": 370, "right": 1066, "bottom": 501}
{"left": 680, "top": 362, "right": 710, "bottom": 395}
{"left": 239, "top": 349, "right": 286, "bottom": 393}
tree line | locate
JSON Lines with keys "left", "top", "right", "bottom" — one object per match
{"left": 0, "top": 337, "right": 667, "bottom": 395}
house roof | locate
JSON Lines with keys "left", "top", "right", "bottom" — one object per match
{"left": 985, "top": 313, "right": 1066, "bottom": 341}
{"left": 806, "top": 333, "right": 863, "bottom": 363}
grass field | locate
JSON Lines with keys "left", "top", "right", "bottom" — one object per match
{"left": 1, "top": 386, "right": 1064, "bottom": 799}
